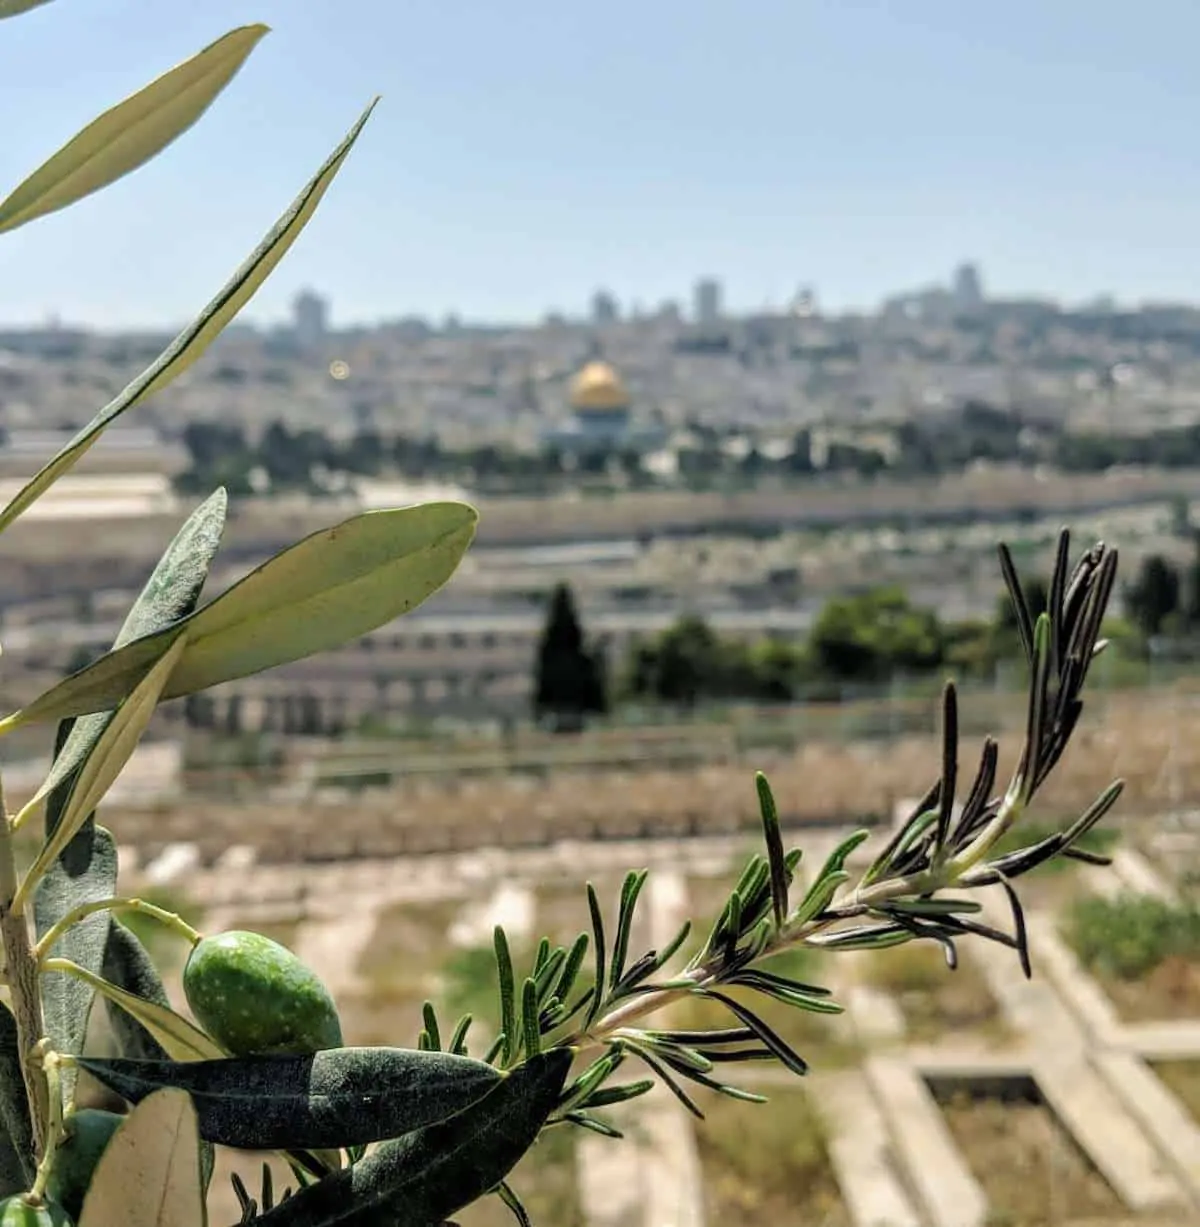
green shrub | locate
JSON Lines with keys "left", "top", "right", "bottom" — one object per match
{"left": 1065, "top": 893, "right": 1200, "bottom": 980}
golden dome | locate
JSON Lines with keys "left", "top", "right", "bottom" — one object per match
{"left": 569, "top": 360, "right": 629, "bottom": 412}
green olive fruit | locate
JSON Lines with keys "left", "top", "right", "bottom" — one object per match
{"left": 0, "top": 1195, "right": 71, "bottom": 1227}
{"left": 47, "top": 1108, "right": 123, "bottom": 1221}
{"left": 183, "top": 930, "right": 342, "bottom": 1056}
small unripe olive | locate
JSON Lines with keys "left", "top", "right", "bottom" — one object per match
{"left": 0, "top": 1195, "right": 71, "bottom": 1227}
{"left": 47, "top": 1108, "right": 123, "bottom": 1221}
{"left": 183, "top": 930, "right": 342, "bottom": 1056}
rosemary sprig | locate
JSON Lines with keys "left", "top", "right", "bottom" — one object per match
{"left": 433, "top": 531, "right": 1123, "bottom": 1153}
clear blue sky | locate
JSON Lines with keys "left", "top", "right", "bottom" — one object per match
{"left": 2, "top": 0, "right": 1199, "bottom": 329}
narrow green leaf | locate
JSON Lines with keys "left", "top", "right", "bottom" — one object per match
{"left": 42, "top": 957, "right": 224, "bottom": 1061}
{"left": 421, "top": 1002, "right": 442, "bottom": 1053}
{"left": 448, "top": 1015, "right": 473, "bottom": 1057}
{"left": 554, "top": 933, "right": 590, "bottom": 1005}
{"left": 0, "top": 99, "right": 375, "bottom": 535}
{"left": 0, "top": 1002, "right": 34, "bottom": 1192}
{"left": 100, "top": 923, "right": 171, "bottom": 1062}
{"left": 0, "top": 27, "right": 266, "bottom": 234}
{"left": 808, "top": 923, "right": 912, "bottom": 952}
{"left": 755, "top": 772, "right": 790, "bottom": 928}
{"left": 791, "top": 870, "right": 850, "bottom": 926}
{"left": 584, "top": 884, "right": 606, "bottom": 1029}
{"left": 496, "top": 1181, "right": 532, "bottom": 1227}
{"left": 728, "top": 973, "right": 844, "bottom": 1015}
{"left": 521, "top": 980, "right": 541, "bottom": 1057}
{"left": 79, "top": 1047, "right": 505, "bottom": 1151}
{"left": 34, "top": 824, "right": 119, "bottom": 1106}
{"left": 609, "top": 870, "right": 648, "bottom": 991}
{"left": 558, "top": 1054, "right": 620, "bottom": 1114}
{"left": 1, "top": 501, "right": 476, "bottom": 730}
{"left": 791, "top": 829, "right": 872, "bottom": 925}
{"left": 494, "top": 926, "right": 516, "bottom": 1068}
{"left": 77, "top": 1088, "right": 204, "bottom": 1227}
{"left": 19, "top": 635, "right": 185, "bottom": 900}
{"left": 883, "top": 897, "right": 982, "bottom": 916}
{"left": 698, "top": 991, "right": 809, "bottom": 1075}
{"left": 0, "top": 0, "right": 52, "bottom": 20}
{"left": 563, "top": 1110, "right": 623, "bottom": 1139}
{"left": 22, "top": 490, "right": 227, "bottom": 827}
{"left": 577, "top": 1080, "right": 655, "bottom": 1109}
{"left": 252, "top": 1049, "right": 573, "bottom": 1227}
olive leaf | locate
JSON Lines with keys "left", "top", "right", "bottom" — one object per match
{"left": 0, "top": 0, "right": 51, "bottom": 18}
{"left": 78, "top": 1047, "right": 506, "bottom": 1150}
{"left": 77, "top": 1088, "right": 204, "bottom": 1227}
{"left": 18, "top": 634, "right": 187, "bottom": 902}
{"left": 100, "top": 923, "right": 172, "bottom": 1063}
{"left": 0, "top": 26, "right": 266, "bottom": 233}
{"left": 0, "top": 1002, "right": 34, "bottom": 1192}
{"left": 96, "top": 929, "right": 218, "bottom": 1193}
{"left": 19, "top": 488, "right": 227, "bottom": 828}
{"left": 0, "top": 99, "right": 375, "bottom": 535}
{"left": 0, "top": 501, "right": 477, "bottom": 730}
{"left": 34, "top": 825, "right": 119, "bottom": 1108}
{"left": 254, "top": 1049, "right": 573, "bottom": 1227}
{"left": 42, "top": 957, "right": 223, "bottom": 1062}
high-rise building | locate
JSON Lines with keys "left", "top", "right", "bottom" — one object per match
{"left": 952, "top": 263, "right": 984, "bottom": 313}
{"left": 693, "top": 277, "right": 723, "bottom": 326}
{"left": 293, "top": 289, "right": 329, "bottom": 349}
{"left": 791, "top": 286, "right": 818, "bottom": 317}
{"left": 591, "top": 289, "right": 619, "bottom": 325}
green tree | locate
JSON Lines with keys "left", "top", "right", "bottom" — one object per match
{"left": 533, "top": 583, "right": 608, "bottom": 732}
{"left": 809, "top": 587, "right": 945, "bottom": 681}
{"left": 1126, "top": 554, "right": 1180, "bottom": 638}
{"left": 995, "top": 575, "right": 1049, "bottom": 635}
{"left": 643, "top": 616, "right": 723, "bottom": 707}
{"left": 1182, "top": 533, "right": 1200, "bottom": 632}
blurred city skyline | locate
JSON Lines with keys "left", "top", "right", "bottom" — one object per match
{"left": 1, "top": 0, "right": 1199, "bottom": 329}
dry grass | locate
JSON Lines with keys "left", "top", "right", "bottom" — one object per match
{"left": 1098, "top": 957, "right": 1200, "bottom": 1023}
{"left": 694, "top": 1089, "right": 849, "bottom": 1227}
{"left": 96, "top": 683, "right": 1191, "bottom": 866}
{"left": 936, "top": 1080, "right": 1129, "bottom": 1226}
{"left": 860, "top": 944, "right": 1008, "bottom": 1044}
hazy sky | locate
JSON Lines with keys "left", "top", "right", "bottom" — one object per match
{"left": 2, "top": 0, "right": 1199, "bottom": 329}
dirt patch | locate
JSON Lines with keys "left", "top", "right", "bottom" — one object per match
{"left": 694, "top": 1089, "right": 849, "bottom": 1227}
{"left": 1153, "top": 1060, "right": 1200, "bottom": 1123}
{"left": 1099, "top": 956, "right": 1200, "bottom": 1023}
{"left": 936, "top": 1079, "right": 1128, "bottom": 1225}
{"left": 860, "top": 943, "right": 1008, "bottom": 1044}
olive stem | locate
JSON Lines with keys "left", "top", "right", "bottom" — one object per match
{"left": 34, "top": 897, "right": 201, "bottom": 964}
{"left": 27, "top": 1046, "right": 63, "bottom": 1204}
{"left": 0, "top": 774, "right": 49, "bottom": 1158}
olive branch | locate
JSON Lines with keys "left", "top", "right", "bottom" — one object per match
{"left": 0, "top": 5, "right": 1129, "bottom": 1224}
